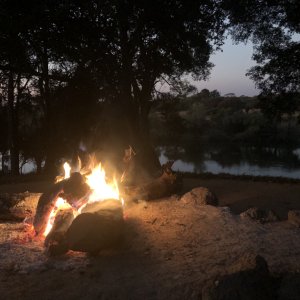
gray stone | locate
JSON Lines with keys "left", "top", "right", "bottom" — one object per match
{"left": 288, "top": 210, "right": 300, "bottom": 227}
{"left": 181, "top": 187, "right": 218, "bottom": 206}
{"left": 67, "top": 199, "right": 124, "bottom": 253}
{"left": 240, "top": 207, "right": 279, "bottom": 223}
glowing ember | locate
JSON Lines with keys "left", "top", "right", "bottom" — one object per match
{"left": 43, "top": 160, "right": 122, "bottom": 237}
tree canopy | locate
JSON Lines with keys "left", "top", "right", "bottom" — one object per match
{"left": 1, "top": 0, "right": 300, "bottom": 175}
{"left": 0, "top": 0, "right": 227, "bottom": 174}
{"left": 223, "top": 0, "right": 300, "bottom": 93}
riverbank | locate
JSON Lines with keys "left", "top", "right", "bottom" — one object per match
{"left": 0, "top": 173, "right": 299, "bottom": 220}
{"left": 182, "top": 176, "right": 300, "bottom": 220}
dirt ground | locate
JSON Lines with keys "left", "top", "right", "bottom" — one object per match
{"left": 183, "top": 178, "right": 300, "bottom": 220}
{"left": 0, "top": 177, "right": 300, "bottom": 299}
{"left": 1, "top": 177, "right": 300, "bottom": 219}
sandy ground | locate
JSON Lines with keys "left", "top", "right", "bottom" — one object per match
{"left": 0, "top": 177, "right": 300, "bottom": 299}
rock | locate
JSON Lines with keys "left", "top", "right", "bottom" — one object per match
{"left": 0, "top": 192, "right": 41, "bottom": 221}
{"left": 288, "top": 210, "right": 300, "bottom": 227}
{"left": 240, "top": 207, "right": 279, "bottom": 223}
{"left": 67, "top": 199, "right": 124, "bottom": 253}
{"left": 278, "top": 273, "right": 300, "bottom": 300}
{"left": 180, "top": 187, "right": 218, "bottom": 206}
{"left": 202, "top": 254, "right": 276, "bottom": 300}
{"left": 228, "top": 253, "right": 269, "bottom": 274}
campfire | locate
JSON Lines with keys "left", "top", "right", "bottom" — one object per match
{"left": 32, "top": 149, "right": 180, "bottom": 256}
{"left": 33, "top": 159, "right": 124, "bottom": 256}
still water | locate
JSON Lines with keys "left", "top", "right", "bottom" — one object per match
{"left": 2, "top": 146, "right": 300, "bottom": 179}
{"left": 159, "top": 146, "right": 300, "bottom": 179}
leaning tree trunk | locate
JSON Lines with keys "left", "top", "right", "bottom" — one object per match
{"left": 1, "top": 152, "right": 5, "bottom": 173}
{"left": 7, "top": 70, "right": 19, "bottom": 175}
{"left": 132, "top": 82, "right": 161, "bottom": 177}
{"left": 38, "top": 47, "right": 58, "bottom": 176}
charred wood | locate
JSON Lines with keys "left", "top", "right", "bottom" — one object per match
{"left": 122, "top": 161, "right": 182, "bottom": 200}
{"left": 44, "top": 208, "right": 75, "bottom": 256}
{"left": 33, "top": 181, "right": 64, "bottom": 236}
{"left": 58, "top": 172, "right": 90, "bottom": 206}
{"left": 33, "top": 172, "right": 90, "bottom": 236}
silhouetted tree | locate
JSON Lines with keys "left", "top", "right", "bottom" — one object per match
{"left": 0, "top": 0, "right": 228, "bottom": 175}
{"left": 46, "top": 0, "right": 227, "bottom": 173}
{"left": 0, "top": 0, "right": 34, "bottom": 174}
{"left": 223, "top": 0, "right": 300, "bottom": 93}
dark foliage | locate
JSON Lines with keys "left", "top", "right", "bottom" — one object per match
{"left": 223, "top": 0, "right": 300, "bottom": 93}
{"left": 0, "top": 0, "right": 226, "bottom": 175}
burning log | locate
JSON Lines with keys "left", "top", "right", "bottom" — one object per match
{"left": 66, "top": 199, "right": 124, "bottom": 254}
{"left": 58, "top": 172, "right": 90, "bottom": 206}
{"left": 33, "top": 172, "right": 90, "bottom": 236}
{"left": 44, "top": 208, "right": 75, "bottom": 256}
{"left": 33, "top": 182, "right": 64, "bottom": 236}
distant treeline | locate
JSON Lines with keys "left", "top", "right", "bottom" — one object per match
{"left": 150, "top": 89, "right": 300, "bottom": 148}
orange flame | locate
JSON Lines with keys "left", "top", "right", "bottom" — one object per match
{"left": 86, "top": 164, "right": 119, "bottom": 202}
{"left": 43, "top": 197, "right": 71, "bottom": 237}
{"left": 43, "top": 161, "right": 122, "bottom": 237}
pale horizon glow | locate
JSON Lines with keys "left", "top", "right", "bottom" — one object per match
{"left": 193, "top": 37, "right": 260, "bottom": 97}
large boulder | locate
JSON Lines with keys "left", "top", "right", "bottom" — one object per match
{"left": 202, "top": 254, "right": 276, "bottom": 300}
{"left": 180, "top": 187, "right": 218, "bottom": 206}
{"left": 66, "top": 199, "right": 124, "bottom": 253}
{"left": 240, "top": 207, "right": 279, "bottom": 223}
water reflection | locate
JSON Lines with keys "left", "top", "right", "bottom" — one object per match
{"left": 2, "top": 146, "right": 300, "bottom": 179}
{"left": 159, "top": 145, "right": 300, "bottom": 179}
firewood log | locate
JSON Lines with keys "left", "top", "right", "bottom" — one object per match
{"left": 44, "top": 208, "right": 75, "bottom": 256}
{"left": 121, "top": 146, "right": 160, "bottom": 186}
{"left": 122, "top": 164, "right": 182, "bottom": 200}
{"left": 44, "top": 208, "right": 75, "bottom": 246}
{"left": 33, "top": 182, "right": 64, "bottom": 236}
{"left": 33, "top": 172, "right": 90, "bottom": 236}
{"left": 58, "top": 172, "right": 90, "bottom": 206}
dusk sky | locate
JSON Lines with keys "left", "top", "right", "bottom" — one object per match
{"left": 193, "top": 37, "right": 260, "bottom": 97}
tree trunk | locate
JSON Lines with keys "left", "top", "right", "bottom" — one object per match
{"left": 115, "top": 5, "right": 160, "bottom": 177}
{"left": 1, "top": 152, "right": 6, "bottom": 173}
{"left": 7, "top": 70, "right": 19, "bottom": 175}
{"left": 39, "top": 46, "right": 57, "bottom": 176}
{"left": 35, "top": 157, "right": 43, "bottom": 174}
